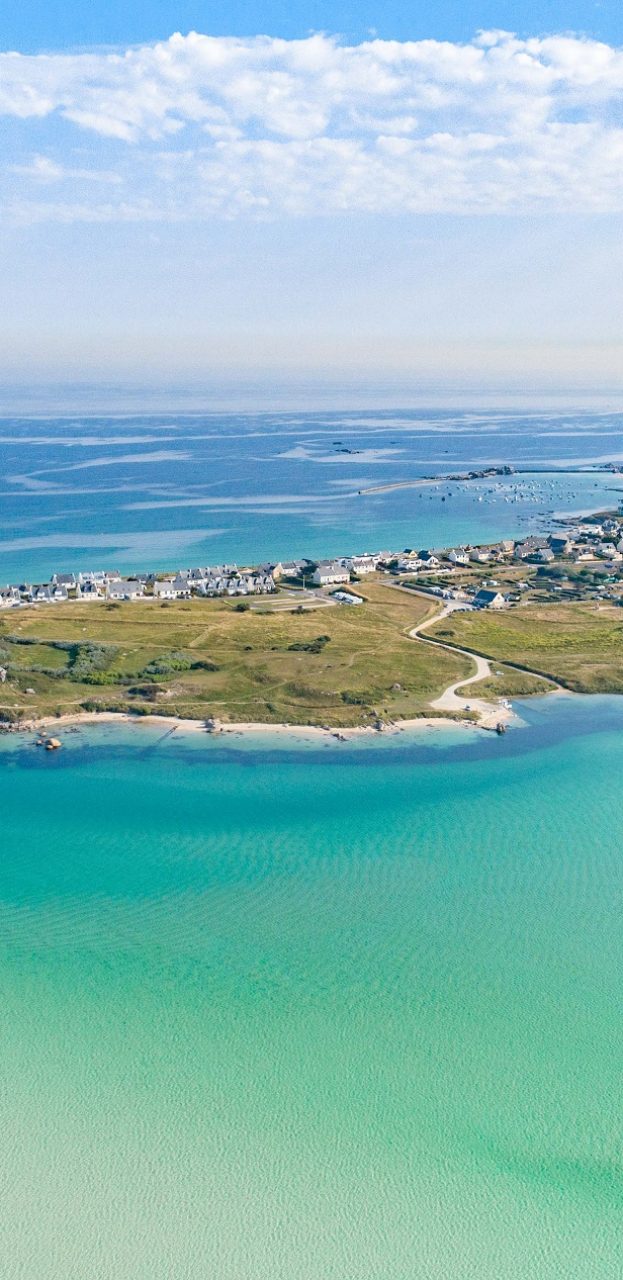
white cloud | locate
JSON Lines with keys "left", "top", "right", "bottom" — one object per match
{"left": 10, "top": 153, "right": 122, "bottom": 183}
{"left": 2, "top": 30, "right": 623, "bottom": 218}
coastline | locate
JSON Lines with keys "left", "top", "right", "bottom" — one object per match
{"left": 6, "top": 701, "right": 519, "bottom": 743}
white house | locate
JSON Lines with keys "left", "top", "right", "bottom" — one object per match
{"left": 346, "top": 555, "right": 379, "bottom": 575}
{"left": 473, "top": 589, "right": 506, "bottom": 609}
{"left": 76, "top": 582, "right": 103, "bottom": 601}
{"left": 312, "top": 561, "right": 350, "bottom": 586}
{"left": 52, "top": 572, "right": 78, "bottom": 590}
{"left": 0, "top": 587, "right": 20, "bottom": 608}
{"left": 153, "top": 579, "right": 182, "bottom": 599}
{"left": 107, "top": 579, "right": 144, "bottom": 600}
{"left": 448, "top": 548, "right": 470, "bottom": 565}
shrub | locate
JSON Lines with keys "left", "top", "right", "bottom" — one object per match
{"left": 288, "top": 635, "right": 330, "bottom": 654}
{"left": 0, "top": 707, "right": 24, "bottom": 724}
{"left": 68, "top": 642, "right": 118, "bottom": 681}
{"left": 140, "top": 651, "right": 193, "bottom": 676}
{"left": 128, "top": 685, "right": 161, "bottom": 701}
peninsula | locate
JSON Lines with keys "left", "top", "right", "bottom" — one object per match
{"left": 1, "top": 508, "right": 622, "bottom": 733}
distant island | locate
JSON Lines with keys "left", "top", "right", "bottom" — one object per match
{"left": 1, "top": 506, "right": 622, "bottom": 736}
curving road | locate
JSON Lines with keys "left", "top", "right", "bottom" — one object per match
{"left": 403, "top": 593, "right": 514, "bottom": 728}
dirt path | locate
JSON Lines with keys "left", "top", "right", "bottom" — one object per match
{"left": 408, "top": 602, "right": 511, "bottom": 728}
{"left": 387, "top": 586, "right": 514, "bottom": 729}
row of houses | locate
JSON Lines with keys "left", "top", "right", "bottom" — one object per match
{"left": 393, "top": 521, "right": 623, "bottom": 574}
{"left": 2, "top": 515, "right": 622, "bottom": 610}
{"left": 0, "top": 565, "right": 277, "bottom": 609}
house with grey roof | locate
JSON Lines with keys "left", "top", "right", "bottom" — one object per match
{"left": 312, "top": 561, "right": 350, "bottom": 586}
{"left": 106, "top": 579, "right": 144, "bottom": 600}
{"left": 473, "top": 588, "right": 506, "bottom": 609}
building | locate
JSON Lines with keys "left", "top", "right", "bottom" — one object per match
{"left": 106, "top": 579, "right": 144, "bottom": 600}
{"left": 51, "top": 572, "right": 78, "bottom": 590}
{"left": 346, "top": 555, "right": 379, "bottom": 575}
{"left": 332, "top": 591, "right": 364, "bottom": 605}
{"left": 548, "top": 536, "right": 574, "bottom": 555}
{"left": 473, "top": 589, "right": 506, "bottom": 609}
{"left": 0, "top": 587, "right": 20, "bottom": 608}
{"left": 152, "top": 579, "right": 186, "bottom": 599}
{"left": 312, "top": 561, "right": 350, "bottom": 587}
{"left": 514, "top": 537, "right": 549, "bottom": 560}
{"left": 76, "top": 582, "right": 103, "bottom": 601}
{"left": 448, "top": 548, "right": 470, "bottom": 565}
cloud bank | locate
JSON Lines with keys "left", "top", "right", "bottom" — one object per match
{"left": 3, "top": 30, "right": 623, "bottom": 219}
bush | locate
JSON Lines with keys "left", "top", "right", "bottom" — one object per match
{"left": 68, "top": 642, "right": 118, "bottom": 682}
{"left": 0, "top": 707, "right": 24, "bottom": 724}
{"left": 234, "top": 601, "right": 250, "bottom": 612}
{"left": 288, "top": 635, "right": 330, "bottom": 654}
{"left": 141, "top": 651, "right": 193, "bottom": 676}
{"left": 128, "top": 685, "right": 161, "bottom": 701}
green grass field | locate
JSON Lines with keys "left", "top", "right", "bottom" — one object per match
{"left": 428, "top": 601, "right": 623, "bottom": 693}
{"left": 0, "top": 582, "right": 472, "bottom": 727}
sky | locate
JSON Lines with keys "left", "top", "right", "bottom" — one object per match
{"left": 1, "top": 1, "right": 623, "bottom": 404}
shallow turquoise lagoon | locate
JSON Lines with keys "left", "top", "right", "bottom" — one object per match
{"left": 1, "top": 698, "right": 622, "bottom": 1278}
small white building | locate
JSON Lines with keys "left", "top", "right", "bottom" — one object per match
{"left": 0, "top": 587, "right": 20, "bottom": 609}
{"left": 153, "top": 579, "right": 181, "bottom": 599}
{"left": 473, "top": 589, "right": 506, "bottom": 610}
{"left": 312, "top": 561, "right": 350, "bottom": 587}
{"left": 107, "top": 579, "right": 144, "bottom": 600}
{"left": 346, "top": 555, "right": 379, "bottom": 575}
{"left": 332, "top": 591, "right": 364, "bottom": 605}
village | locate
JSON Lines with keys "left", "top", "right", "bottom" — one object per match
{"left": 1, "top": 509, "right": 623, "bottom": 615}
{"left": 1, "top": 506, "right": 623, "bottom": 731}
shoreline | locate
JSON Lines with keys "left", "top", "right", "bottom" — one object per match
{"left": 3, "top": 704, "right": 519, "bottom": 743}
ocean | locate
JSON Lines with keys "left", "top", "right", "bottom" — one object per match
{"left": 1, "top": 696, "right": 623, "bottom": 1278}
{"left": 1, "top": 407, "right": 623, "bottom": 585}
{"left": 2, "top": 404, "right": 623, "bottom": 1277}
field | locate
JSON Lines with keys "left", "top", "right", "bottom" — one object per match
{"left": 428, "top": 601, "right": 623, "bottom": 693}
{"left": 0, "top": 582, "right": 472, "bottom": 727}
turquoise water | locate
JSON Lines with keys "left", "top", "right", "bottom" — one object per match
{"left": 2, "top": 409, "right": 623, "bottom": 583}
{"left": 1, "top": 697, "right": 623, "bottom": 1278}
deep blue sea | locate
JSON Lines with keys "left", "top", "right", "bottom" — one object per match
{"left": 1, "top": 408, "right": 622, "bottom": 584}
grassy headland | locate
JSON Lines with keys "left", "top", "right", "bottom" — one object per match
{"left": 427, "top": 601, "right": 623, "bottom": 693}
{"left": 0, "top": 581, "right": 471, "bottom": 728}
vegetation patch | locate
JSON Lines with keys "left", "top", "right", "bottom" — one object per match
{"left": 0, "top": 584, "right": 469, "bottom": 726}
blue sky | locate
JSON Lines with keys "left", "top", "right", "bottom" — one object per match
{"left": 1, "top": 3, "right": 623, "bottom": 401}
{"left": 2, "top": 1, "right": 621, "bottom": 50}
